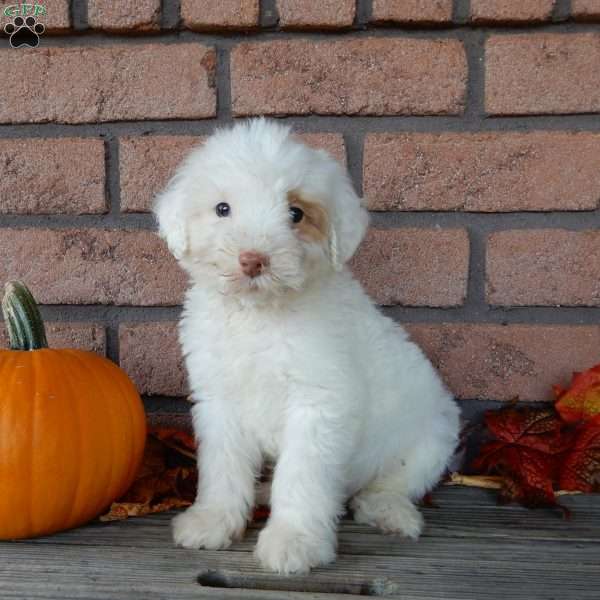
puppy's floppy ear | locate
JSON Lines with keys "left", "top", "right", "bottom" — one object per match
{"left": 328, "top": 171, "right": 369, "bottom": 270}
{"left": 153, "top": 178, "right": 189, "bottom": 260}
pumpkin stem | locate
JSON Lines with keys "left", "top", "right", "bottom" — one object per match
{"left": 1, "top": 281, "right": 48, "bottom": 350}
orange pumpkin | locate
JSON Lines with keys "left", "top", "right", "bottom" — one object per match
{"left": 0, "top": 281, "right": 146, "bottom": 539}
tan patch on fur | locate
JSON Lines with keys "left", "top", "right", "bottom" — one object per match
{"left": 287, "top": 192, "right": 329, "bottom": 243}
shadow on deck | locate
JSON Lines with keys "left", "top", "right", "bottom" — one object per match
{"left": 2, "top": 487, "right": 599, "bottom": 599}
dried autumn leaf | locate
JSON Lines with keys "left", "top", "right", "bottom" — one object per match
{"left": 472, "top": 408, "right": 571, "bottom": 507}
{"left": 100, "top": 431, "right": 197, "bottom": 522}
{"left": 559, "top": 424, "right": 600, "bottom": 493}
{"left": 150, "top": 427, "right": 197, "bottom": 458}
{"left": 100, "top": 497, "right": 192, "bottom": 522}
{"left": 474, "top": 442, "right": 557, "bottom": 506}
{"left": 480, "top": 407, "right": 571, "bottom": 454}
{"left": 554, "top": 365, "right": 600, "bottom": 426}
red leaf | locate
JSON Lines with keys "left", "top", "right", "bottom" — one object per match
{"left": 555, "top": 364, "right": 600, "bottom": 426}
{"left": 483, "top": 407, "right": 571, "bottom": 454}
{"left": 559, "top": 424, "right": 600, "bottom": 493}
{"left": 472, "top": 408, "right": 570, "bottom": 507}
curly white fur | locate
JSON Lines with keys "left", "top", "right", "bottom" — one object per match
{"left": 155, "top": 118, "right": 460, "bottom": 574}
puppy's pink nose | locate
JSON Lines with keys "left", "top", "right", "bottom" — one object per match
{"left": 239, "top": 251, "right": 269, "bottom": 278}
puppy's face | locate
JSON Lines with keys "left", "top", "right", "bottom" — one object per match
{"left": 155, "top": 120, "right": 368, "bottom": 302}
{"left": 184, "top": 180, "right": 331, "bottom": 297}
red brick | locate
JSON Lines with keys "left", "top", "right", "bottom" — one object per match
{"left": 181, "top": 0, "right": 259, "bottom": 30}
{"left": 487, "top": 230, "right": 600, "bottom": 307}
{"left": 88, "top": 0, "right": 160, "bottom": 31}
{"left": 471, "top": 0, "right": 554, "bottom": 23}
{"left": 486, "top": 34, "right": 600, "bottom": 115}
{"left": 364, "top": 132, "right": 600, "bottom": 212}
{"left": 0, "top": 229, "right": 186, "bottom": 306}
{"left": 0, "top": 323, "right": 105, "bottom": 355}
{"left": 231, "top": 39, "right": 467, "bottom": 116}
{"left": 119, "top": 323, "right": 186, "bottom": 396}
{"left": 278, "top": 0, "right": 355, "bottom": 28}
{"left": 0, "top": 0, "right": 70, "bottom": 33}
{"left": 296, "top": 133, "right": 347, "bottom": 165}
{"left": 408, "top": 324, "right": 600, "bottom": 402}
{"left": 119, "top": 133, "right": 346, "bottom": 213}
{"left": 350, "top": 228, "right": 469, "bottom": 307}
{"left": 0, "top": 44, "right": 216, "bottom": 124}
{"left": 119, "top": 136, "right": 199, "bottom": 213}
{"left": 39, "top": 0, "right": 70, "bottom": 31}
{"left": 572, "top": 0, "right": 600, "bottom": 20}
{"left": 371, "top": 0, "right": 452, "bottom": 24}
{"left": 0, "top": 138, "right": 106, "bottom": 214}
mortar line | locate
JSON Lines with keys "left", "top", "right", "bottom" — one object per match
{"left": 553, "top": 0, "right": 572, "bottom": 22}
{"left": 260, "top": 0, "right": 279, "bottom": 28}
{"left": 0, "top": 213, "right": 157, "bottom": 228}
{"left": 161, "top": 0, "right": 180, "bottom": 29}
{"left": 355, "top": 0, "right": 372, "bottom": 28}
{"left": 105, "top": 324, "right": 119, "bottom": 363}
{"left": 18, "top": 304, "right": 600, "bottom": 326}
{"left": 381, "top": 306, "right": 600, "bottom": 325}
{"left": 453, "top": 0, "right": 471, "bottom": 24}
{"left": 105, "top": 136, "right": 121, "bottom": 216}
{"left": 71, "top": 0, "right": 87, "bottom": 30}
{"left": 463, "top": 29, "right": 486, "bottom": 123}
{"left": 463, "top": 225, "right": 488, "bottom": 319}
{"left": 18, "top": 20, "right": 600, "bottom": 48}
{"left": 367, "top": 211, "right": 600, "bottom": 229}
{"left": 37, "top": 305, "right": 183, "bottom": 321}
{"left": 7, "top": 114, "right": 600, "bottom": 140}
{"left": 343, "top": 129, "right": 366, "bottom": 197}
{"left": 2, "top": 210, "right": 599, "bottom": 230}
{"left": 215, "top": 44, "right": 232, "bottom": 121}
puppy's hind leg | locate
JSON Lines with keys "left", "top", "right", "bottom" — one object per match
{"left": 351, "top": 418, "right": 458, "bottom": 539}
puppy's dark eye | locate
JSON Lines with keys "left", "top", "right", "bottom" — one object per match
{"left": 289, "top": 206, "right": 304, "bottom": 224}
{"left": 215, "top": 202, "right": 231, "bottom": 217}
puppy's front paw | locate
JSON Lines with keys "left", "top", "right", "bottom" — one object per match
{"left": 255, "top": 520, "right": 336, "bottom": 574}
{"left": 172, "top": 505, "right": 245, "bottom": 550}
{"left": 351, "top": 492, "right": 424, "bottom": 540}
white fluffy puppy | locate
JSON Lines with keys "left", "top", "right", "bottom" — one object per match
{"left": 154, "top": 118, "right": 460, "bottom": 574}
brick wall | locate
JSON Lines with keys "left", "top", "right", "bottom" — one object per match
{"left": 1, "top": 0, "right": 600, "bottom": 421}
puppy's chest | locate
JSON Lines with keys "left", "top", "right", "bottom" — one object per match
{"left": 183, "top": 306, "right": 291, "bottom": 451}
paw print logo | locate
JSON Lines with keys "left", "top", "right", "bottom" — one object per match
{"left": 4, "top": 16, "right": 45, "bottom": 48}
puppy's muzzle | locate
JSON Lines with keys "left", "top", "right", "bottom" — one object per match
{"left": 239, "top": 251, "right": 270, "bottom": 278}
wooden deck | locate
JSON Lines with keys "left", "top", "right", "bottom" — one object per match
{"left": 2, "top": 487, "right": 599, "bottom": 600}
